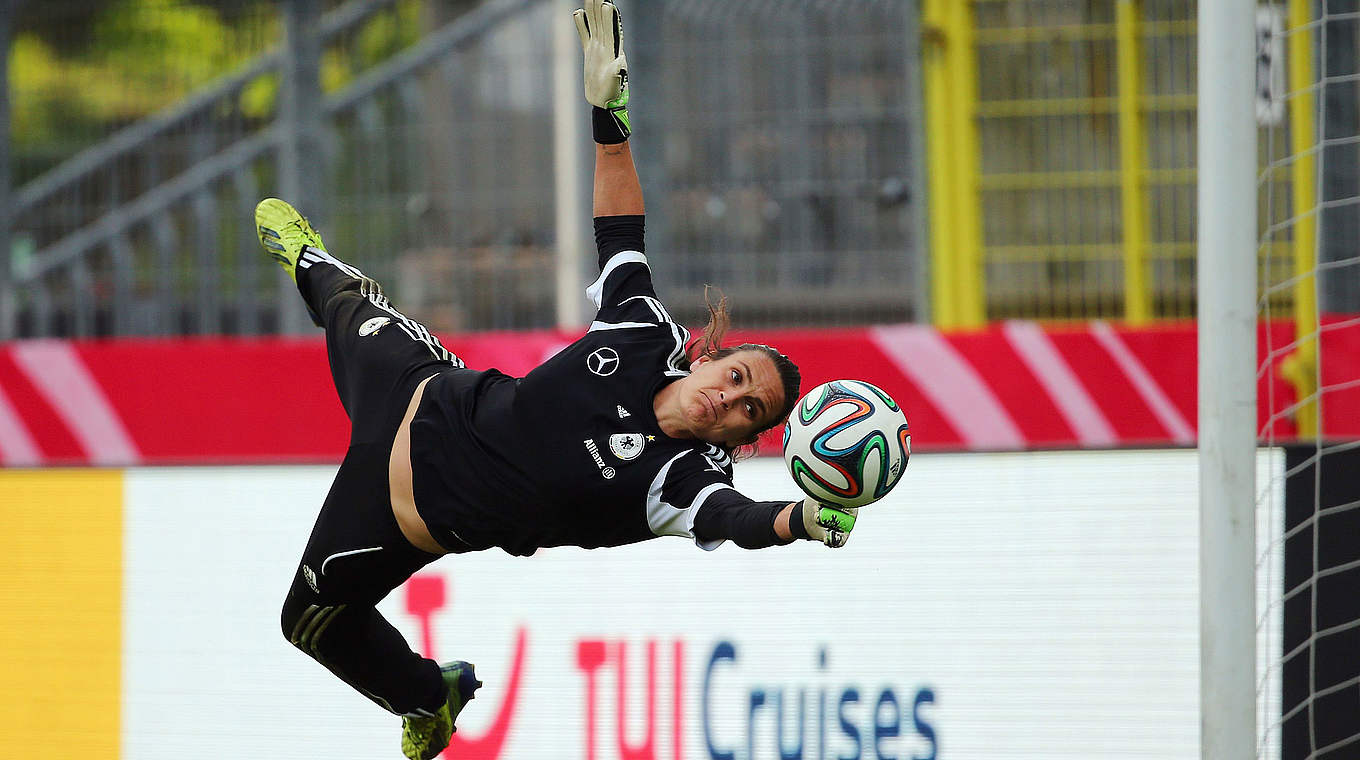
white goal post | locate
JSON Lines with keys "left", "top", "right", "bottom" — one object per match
{"left": 1197, "top": 1, "right": 1259, "bottom": 759}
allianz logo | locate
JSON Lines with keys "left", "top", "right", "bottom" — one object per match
{"left": 583, "top": 438, "right": 616, "bottom": 479}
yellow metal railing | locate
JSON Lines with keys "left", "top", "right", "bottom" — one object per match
{"left": 923, "top": 0, "right": 985, "bottom": 328}
{"left": 974, "top": 94, "right": 1196, "bottom": 118}
{"left": 1116, "top": 0, "right": 1150, "bottom": 323}
{"left": 925, "top": 1, "right": 1204, "bottom": 324}
{"left": 922, "top": 0, "right": 956, "bottom": 328}
{"left": 1281, "top": 0, "right": 1318, "bottom": 435}
{"left": 924, "top": 1, "right": 1310, "bottom": 338}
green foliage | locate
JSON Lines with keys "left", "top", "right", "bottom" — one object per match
{"left": 10, "top": 0, "right": 428, "bottom": 179}
{"left": 10, "top": 0, "right": 274, "bottom": 147}
{"left": 239, "top": 72, "right": 280, "bottom": 122}
{"left": 324, "top": 0, "right": 424, "bottom": 93}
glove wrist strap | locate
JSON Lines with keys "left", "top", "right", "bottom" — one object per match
{"left": 789, "top": 500, "right": 812, "bottom": 540}
{"left": 592, "top": 106, "right": 630, "bottom": 145}
{"left": 798, "top": 498, "right": 823, "bottom": 541}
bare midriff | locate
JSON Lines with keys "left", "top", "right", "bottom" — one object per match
{"left": 389, "top": 375, "right": 448, "bottom": 555}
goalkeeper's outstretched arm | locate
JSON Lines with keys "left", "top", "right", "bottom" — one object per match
{"left": 575, "top": 0, "right": 640, "bottom": 217}
{"left": 574, "top": 1, "right": 856, "bottom": 551}
{"left": 695, "top": 495, "right": 860, "bottom": 549}
{"left": 594, "top": 142, "right": 642, "bottom": 218}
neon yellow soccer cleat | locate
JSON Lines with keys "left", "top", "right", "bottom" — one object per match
{"left": 254, "top": 197, "right": 326, "bottom": 282}
{"left": 401, "top": 661, "right": 481, "bottom": 760}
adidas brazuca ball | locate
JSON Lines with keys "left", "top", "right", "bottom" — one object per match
{"left": 782, "top": 379, "right": 911, "bottom": 509}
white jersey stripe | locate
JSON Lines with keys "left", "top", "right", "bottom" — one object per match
{"left": 701, "top": 442, "right": 731, "bottom": 469}
{"left": 320, "top": 546, "right": 384, "bottom": 576}
{"left": 380, "top": 300, "right": 447, "bottom": 361}
{"left": 685, "top": 483, "right": 737, "bottom": 552}
{"left": 616, "top": 294, "right": 688, "bottom": 375}
{"left": 644, "top": 451, "right": 688, "bottom": 534}
{"left": 638, "top": 296, "right": 676, "bottom": 324}
{"left": 588, "top": 320, "right": 658, "bottom": 332}
{"left": 622, "top": 295, "right": 666, "bottom": 324}
{"left": 642, "top": 451, "right": 731, "bottom": 551}
{"left": 636, "top": 296, "right": 688, "bottom": 374}
{"left": 309, "top": 248, "right": 364, "bottom": 279}
{"left": 662, "top": 321, "right": 690, "bottom": 377}
{"left": 300, "top": 247, "right": 459, "bottom": 366}
{"left": 397, "top": 323, "right": 420, "bottom": 342}
{"left": 586, "top": 251, "right": 649, "bottom": 308}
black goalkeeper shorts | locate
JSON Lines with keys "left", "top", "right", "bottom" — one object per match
{"left": 287, "top": 249, "right": 463, "bottom": 606}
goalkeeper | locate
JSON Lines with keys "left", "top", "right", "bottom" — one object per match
{"left": 263, "top": 3, "right": 859, "bottom": 759}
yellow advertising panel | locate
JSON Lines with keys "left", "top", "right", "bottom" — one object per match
{"left": 0, "top": 470, "right": 122, "bottom": 759}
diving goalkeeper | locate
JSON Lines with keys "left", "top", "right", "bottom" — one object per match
{"left": 262, "top": 3, "right": 859, "bottom": 758}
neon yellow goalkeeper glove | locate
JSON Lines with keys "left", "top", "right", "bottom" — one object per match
{"left": 573, "top": 0, "right": 631, "bottom": 143}
{"left": 798, "top": 497, "right": 859, "bottom": 549}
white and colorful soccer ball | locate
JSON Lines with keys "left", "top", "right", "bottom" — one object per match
{"left": 782, "top": 379, "right": 911, "bottom": 509}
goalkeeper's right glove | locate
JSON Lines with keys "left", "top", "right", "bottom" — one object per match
{"left": 573, "top": 0, "right": 631, "bottom": 144}
{"left": 797, "top": 497, "right": 859, "bottom": 549}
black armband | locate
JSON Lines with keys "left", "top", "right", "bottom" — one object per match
{"left": 692, "top": 491, "right": 795, "bottom": 550}
{"left": 593, "top": 106, "right": 630, "bottom": 145}
{"left": 593, "top": 214, "right": 646, "bottom": 268}
{"left": 788, "top": 500, "right": 811, "bottom": 540}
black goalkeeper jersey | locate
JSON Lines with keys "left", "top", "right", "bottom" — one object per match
{"left": 408, "top": 248, "right": 748, "bottom": 556}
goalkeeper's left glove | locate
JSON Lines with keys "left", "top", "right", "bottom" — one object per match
{"left": 573, "top": 0, "right": 631, "bottom": 144}
{"left": 797, "top": 497, "right": 859, "bottom": 549}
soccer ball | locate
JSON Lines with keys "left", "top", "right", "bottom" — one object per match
{"left": 782, "top": 379, "right": 911, "bottom": 509}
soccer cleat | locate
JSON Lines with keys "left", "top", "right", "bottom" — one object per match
{"left": 401, "top": 661, "right": 482, "bottom": 760}
{"left": 254, "top": 197, "right": 326, "bottom": 283}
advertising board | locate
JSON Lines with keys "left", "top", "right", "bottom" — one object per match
{"left": 104, "top": 450, "right": 1282, "bottom": 760}
{"left": 6, "top": 319, "right": 1359, "bottom": 465}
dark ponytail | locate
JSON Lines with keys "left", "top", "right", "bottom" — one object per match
{"left": 683, "top": 287, "right": 802, "bottom": 461}
{"left": 684, "top": 285, "right": 730, "bottom": 366}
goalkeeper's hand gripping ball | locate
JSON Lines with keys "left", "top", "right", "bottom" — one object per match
{"left": 799, "top": 497, "right": 858, "bottom": 549}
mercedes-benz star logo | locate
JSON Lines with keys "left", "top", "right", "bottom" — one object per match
{"left": 587, "top": 347, "right": 621, "bottom": 376}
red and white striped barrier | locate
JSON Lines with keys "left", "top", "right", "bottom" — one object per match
{"left": 1, "top": 319, "right": 1355, "bottom": 466}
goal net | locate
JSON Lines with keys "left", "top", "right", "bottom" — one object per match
{"left": 1256, "top": 2, "right": 1360, "bottom": 759}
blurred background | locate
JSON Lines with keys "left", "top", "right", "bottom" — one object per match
{"left": 3, "top": 2, "right": 1360, "bottom": 759}
{"left": 5, "top": 0, "right": 1354, "bottom": 340}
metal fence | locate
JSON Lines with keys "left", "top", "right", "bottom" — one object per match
{"left": 3, "top": 0, "right": 469, "bottom": 336}
{"left": 11, "top": 1, "right": 1350, "bottom": 339}
{"left": 932, "top": 0, "right": 1358, "bottom": 326}
{"left": 969, "top": 0, "right": 1208, "bottom": 322}
{"left": 632, "top": 0, "right": 927, "bottom": 328}
{"left": 1, "top": 0, "right": 926, "bottom": 338}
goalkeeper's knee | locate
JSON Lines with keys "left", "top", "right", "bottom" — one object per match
{"left": 281, "top": 588, "right": 347, "bottom": 661}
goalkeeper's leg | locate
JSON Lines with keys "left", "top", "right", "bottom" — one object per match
{"left": 279, "top": 443, "right": 480, "bottom": 759}
{"left": 260, "top": 200, "right": 482, "bottom": 757}
{"left": 255, "top": 197, "right": 463, "bottom": 445}
{"left": 301, "top": 252, "right": 462, "bottom": 445}
{"left": 279, "top": 441, "right": 446, "bottom": 715}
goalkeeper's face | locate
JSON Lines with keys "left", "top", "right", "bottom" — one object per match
{"left": 678, "top": 350, "right": 785, "bottom": 448}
